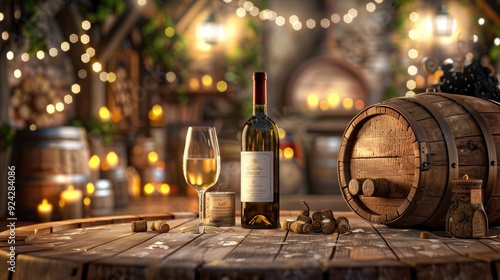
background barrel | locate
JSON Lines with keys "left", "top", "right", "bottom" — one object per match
{"left": 338, "top": 92, "right": 500, "bottom": 228}
{"left": 11, "top": 126, "right": 90, "bottom": 220}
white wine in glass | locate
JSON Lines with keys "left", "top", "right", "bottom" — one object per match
{"left": 180, "top": 126, "right": 223, "bottom": 234}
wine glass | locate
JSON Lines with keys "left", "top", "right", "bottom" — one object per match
{"left": 180, "top": 126, "right": 223, "bottom": 234}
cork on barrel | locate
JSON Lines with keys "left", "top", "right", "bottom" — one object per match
{"left": 362, "top": 178, "right": 389, "bottom": 197}
{"left": 348, "top": 178, "right": 364, "bottom": 196}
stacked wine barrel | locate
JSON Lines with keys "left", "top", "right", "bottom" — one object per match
{"left": 11, "top": 127, "right": 90, "bottom": 220}
{"left": 338, "top": 92, "right": 500, "bottom": 228}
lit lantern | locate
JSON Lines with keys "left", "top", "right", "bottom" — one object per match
{"left": 434, "top": 5, "right": 456, "bottom": 36}
{"left": 199, "top": 12, "right": 224, "bottom": 45}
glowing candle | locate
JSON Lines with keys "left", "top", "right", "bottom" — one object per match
{"left": 102, "top": 151, "right": 119, "bottom": 170}
{"left": 37, "top": 199, "right": 53, "bottom": 222}
{"left": 60, "top": 185, "right": 83, "bottom": 220}
{"left": 88, "top": 154, "right": 100, "bottom": 181}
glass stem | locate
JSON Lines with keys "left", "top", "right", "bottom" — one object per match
{"left": 198, "top": 189, "right": 206, "bottom": 234}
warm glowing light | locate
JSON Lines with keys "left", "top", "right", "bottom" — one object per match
{"left": 49, "top": 48, "right": 58, "bottom": 57}
{"left": 1, "top": 31, "right": 8, "bottom": 40}
{"left": 343, "top": 98, "right": 354, "bottom": 109}
{"left": 137, "top": 0, "right": 147, "bottom": 6}
{"left": 408, "top": 65, "right": 418, "bottom": 75}
{"left": 37, "top": 199, "right": 52, "bottom": 214}
{"left": 331, "top": 14, "right": 341, "bottom": 23}
{"left": 21, "top": 53, "right": 29, "bottom": 62}
{"left": 160, "top": 184, "right": 171, "bottom": 195}
{"left": 292, "top": 21, "right": 302, "bottom": 31}
{"left": 202, "top": 75, "right": 213, "bottom": 87}
{"left": 319, "top": 100, "right": 329, "bottom": 111}
{"left": 81, "top": 53, "right": 90, "bottom": 63}
{"left": 366, "top": 2, "right": 376, "bottom": 12}
{"left": 307, "top": 94, "right": 319, "bottom": 109}
{"left": 64, "top": 94, "right": 73, "bottom": 104}
{"left": 92, "top": 62, "right": 102, "bottom": 72}
{"left": 236, "top": 7, "right": 246, "bottom": 18}
{"left": 148, "top": 151, "right": 159, "bottom": 165}
{"left": 283, "top": 147, "right": 294, "bottom": 159}
{"left": 99, "top": 106, "right": 111, "bottom": 122}
{"left": 83, "top": 197, "right": 91, "bottom": 206}
{"left": 494, "top": 38, "right": 500, "bottom": 46}
{"left": 327, "top": 93, "right": 340, "bottom": 107}
{"left": 99, "top": 72, "right": 108, "bottom": 82}
{"left": 46, "top": 104, "right": 55, "bottom": 114}
{"left": 306, "top": 19, "right": 316, "bottom": 29}
{"left": 61, "top": 41, "right": 70, "bottom": 51}
{"left": 348, "top": 8, "right": 358, "bottom": 18}
{"left": 13, "top": 69, "right": 22, "bottom": 78}
{"left": 105, "top": 151, "right": 119, "bottom": 169}
{"left": 89, "top": 155, "right": 100, "bottom": 170}
{"left": 36, "top": 50, "right": 45, "bottom": 60}
{"left": 149, "top": 105, "right": 163, "bottom": 121}
{"left": 354, "top": 99, "right": 365, "bottom": 110}
{"left": 189, "top": 77, "right": 200, "bottom": 91}
{"left": 409, "top": 12, "right": 419, "bottom": 22}
{"left": 82, "top": 20, "right": 91, "bottom": 30}
{"left": 69, "top": 33, "right": 78, "bottom": 43}
{"left": 6, "top": 51, "right": 14, "bottom": 60}
{"left": 86, "top": 47, "right": 96, "bottom": 57}
{"left": 406, "top": 80, "right": 417, "bottom": 90}
{"left": 217, "top": 81, "right": 228, "bottom": 92}
{"left": 61, "top": 185, "right": 81, "bottom": 202}
{"left": 165, "top": 27, "right": 175, "bottom": 37}
{"left": 86, "top": 182, "right": 95, "bottom": 194}
{"left": 107, "top": 72, "right": 116, "bottom": 83}
{"left": 275, "top": 16, "right": 285, "bottom": 26}
{"left": 408, "top": 49, "right": 418, "bottom": 59}
{"left": 0, "top": 13, "right": 4, "bottom": 21}
{"left": 279, "top": 128, "right": 286, "bottom": 139}
{"left": 166, "top": 71, "right": 176, "bottom": 83}
{"left": 320, "top": 18, "right": 330, "bottom": 28}
{"left": 55, "top": 102, "right": 64, "bottom": 112}
{"left": 71, "top": 84, "right": 81, "bottom": 94}
{"left": 80, "top": 34, "right": 90, "bottom": 44}
{"left": 144, "top": 183, "right": 155, "bottom": 195}
{"left": 343, "top": 14, "right": 353, "bottom": 24}
{"left": 406, "top": 91, "right": 416, "bottom": 97}
{"left": 29, "top": 124, "right": 37, "bottom": 131}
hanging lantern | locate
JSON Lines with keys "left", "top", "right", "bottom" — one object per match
{"left": 199, "top": 12, "right": 224, "bottom": 45}
{"left": 434, "top": 4, "right": 456, "bottom": 36}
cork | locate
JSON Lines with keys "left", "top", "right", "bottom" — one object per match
{"left": 312, "top": 211, "right": 323, "bottom": 221}
{"left": 131, "top": 220, "right": 147, "bottom": 232}
{"left": 321, "top": 219, "right": 335, "bottom": 234}
{"left": 150, "top": 220, "right": 170, "bottom": 233}
{"left": 336, "top": 216, "right": 350, "bottom": 234}
{"left": 296, "top": 214, "right": 312, "bottom": 224}
{"left": 311, "top": 220, "right": 322, "bottom": 233}
{"left": 281, "top": 219, "right": 294, "bottom": 231}
{"left": 290, "top": 221, "right": 311, "bottom": 234}
{"left": 321, "top": 209, "right": 334, "bottom": 219}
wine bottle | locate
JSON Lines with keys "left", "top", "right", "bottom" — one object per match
{"left": 240, "top": 72, "right": 280, "bottom": 229}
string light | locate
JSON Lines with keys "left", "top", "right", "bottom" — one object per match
{"left": 228, "top": 0, "right": 382, "bottom": 31}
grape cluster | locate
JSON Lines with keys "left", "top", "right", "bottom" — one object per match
{"left": 438, "top": 61, "right": 500, "bottom": 102}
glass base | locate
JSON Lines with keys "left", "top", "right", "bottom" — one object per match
{"left": 178, "top": 225, "right": 224, "bottom": 234}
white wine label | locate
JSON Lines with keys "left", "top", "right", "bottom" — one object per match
{"left": 241, "top": 151, "right": 273, "bottom": 202}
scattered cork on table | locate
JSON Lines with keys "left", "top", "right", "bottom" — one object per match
{"left": 281, "top": 200, "right": 350, "bottom": 235}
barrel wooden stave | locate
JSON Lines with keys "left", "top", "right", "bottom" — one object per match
{"left": 339, "top": 93, "right": 500, "bottom": 228}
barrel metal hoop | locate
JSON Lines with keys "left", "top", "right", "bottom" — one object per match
{"left": 403, "top": 95, "right": 460, "bottom": 226}
{"left": 440, "top": 93, "right": 498, "bottom": 201}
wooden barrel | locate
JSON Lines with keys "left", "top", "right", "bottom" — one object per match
{"left": 338, "top": 92, "right": 500, "bottom": 228}
{"left": 11, "top": 126, "right": 90, "bottom": 220}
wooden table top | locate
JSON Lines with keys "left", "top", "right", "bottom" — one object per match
{"left": 2, "top": 210, "right": 500, "bottom": 280}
